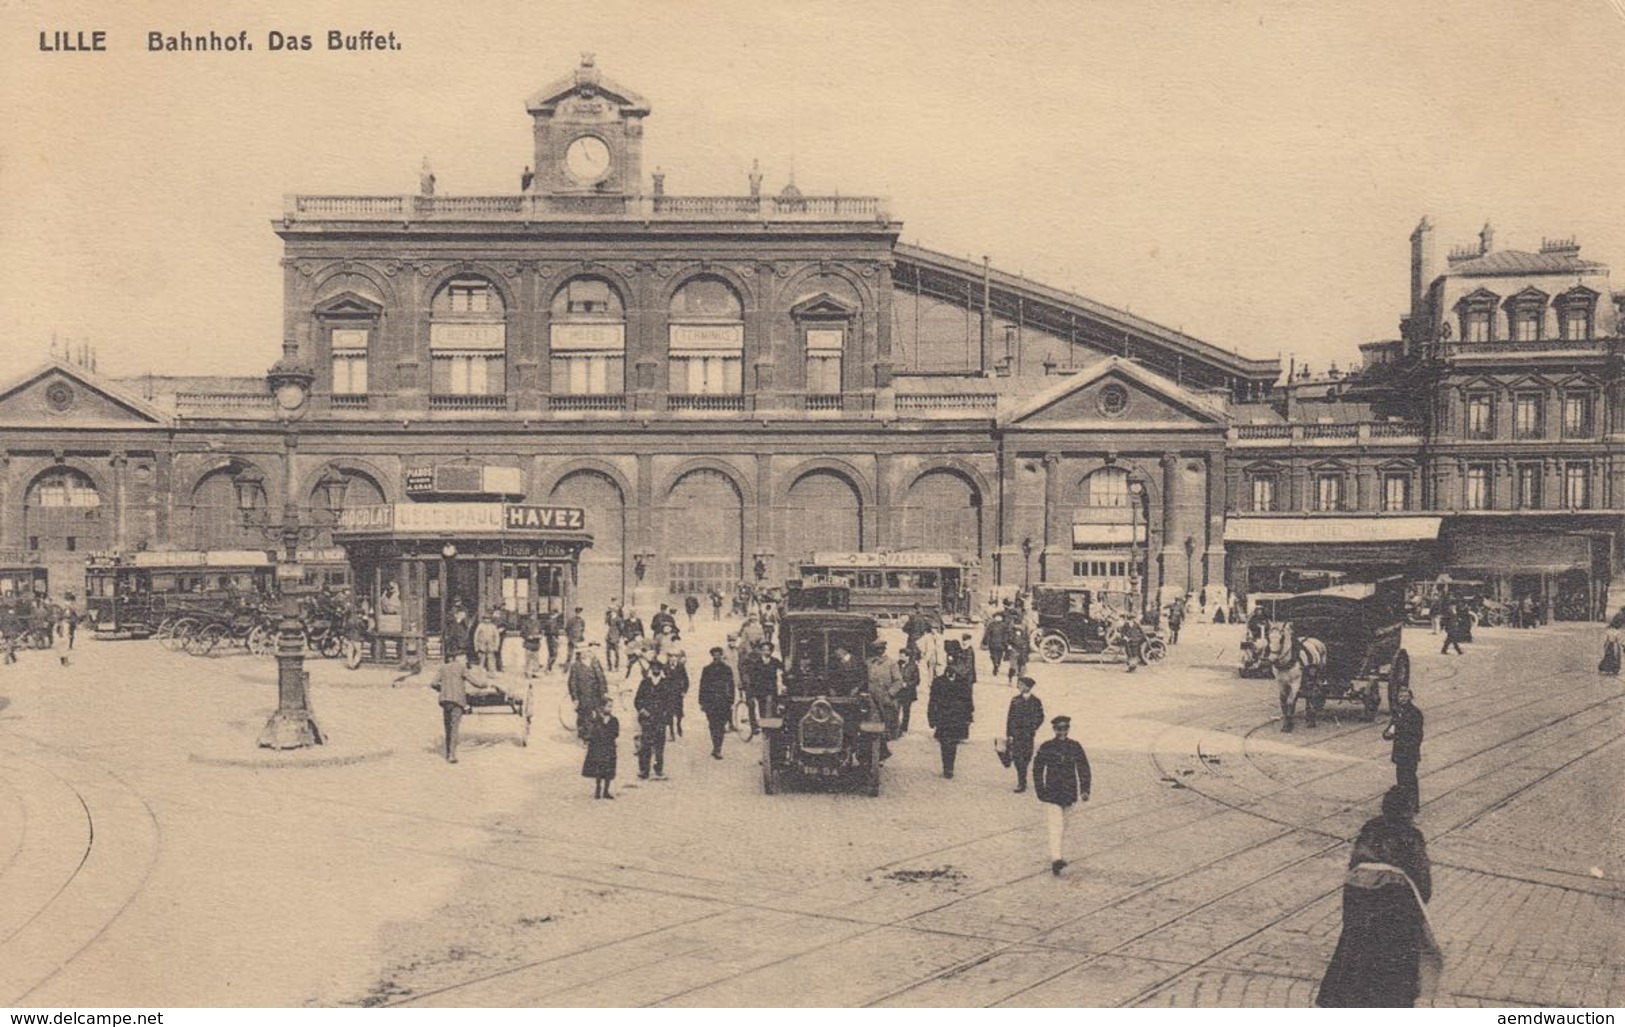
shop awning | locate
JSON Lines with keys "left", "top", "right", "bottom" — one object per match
{"left": 1225, "top": 517, "right": 1442, "bottom": 545}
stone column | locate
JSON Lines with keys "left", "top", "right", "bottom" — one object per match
{"left": 1543, "top": 457, "right": 1561, "bottom": 510}
{"left": 1204, "top": 452, "right": 1226, "bottom": 591}
{"left": 1157, "top": 452, "right": 1180, "bottom": 600}
{"left": 110, "top": 452, "right": 128, "bottom": 551}
{"left": 755, "top": 454, "right": 774, "bottom": 579}
{"left": 1040, "top": 452, "right": 1062, "bottom": 582}
{"left": 871, "top": 453, "right": 892, "bottom": 551}
{"left": 155, "top": 451, "right": 174, "bottom": 545}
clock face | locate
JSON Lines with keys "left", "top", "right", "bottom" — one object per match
{"left": 564, "top": 135, "right": 612, "bottom": 183}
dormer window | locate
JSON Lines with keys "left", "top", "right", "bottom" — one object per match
{"left": 1504, "top": 288, "right": 1547, "bottom": 343}
{"left": 1555, "top": 287, "right": 1598, "bottom": 341}
{"left": 1457, "top": 289, "right": 1499, "bottom": 343}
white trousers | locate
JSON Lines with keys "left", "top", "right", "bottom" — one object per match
{"left": 1046, "top": 802, "right": 1074, "bottom": 861}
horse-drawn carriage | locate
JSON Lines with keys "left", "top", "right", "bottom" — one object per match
{"left": 758, "top": 610, "right": 885, "bottom": 796}
{"left": 1031, "top": 585, "right": 1167, "bottom": 664}
{"left": 1248, "top": 576, "right": 1411, "bottom": 731}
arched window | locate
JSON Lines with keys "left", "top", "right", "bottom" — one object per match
{"left": 668, "top": 276, "right": 744, "bottom": 403}
{"left": 550, "top": 277, "right": 625, "bottom": 399}
{"left": 23, "top": 468, "right": 106, "bottom": 554}
{"left": 430, "top": 276, "right": 506, "bottom": 400}
{"left": 1083, "top": 467, "right": 1129, "bottom": 508}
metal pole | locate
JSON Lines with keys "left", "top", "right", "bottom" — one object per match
{"left": 259, "top": 440, "right": 321, "bottom": 749}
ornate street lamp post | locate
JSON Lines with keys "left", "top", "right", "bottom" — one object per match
{"left": 1020, "top": 536, "right": 1034, "bottom": 591}
{"left": 241, "top": 352, "right": 341, "bottom": 750}
{"left": 1126, "top": 475, "right": 1148, "bottom": 616}
{"left": 1184, "top": 535, "right": 1196, "bottom": 596}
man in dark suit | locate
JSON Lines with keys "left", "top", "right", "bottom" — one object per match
{"left": 1005, "top": 676, "right": 1046, "bottom": 793}
{"left": 635, "top": 656, "right": 679, "bottom": 779}
{"left": 1033, "top": 715, "right": 1091, "bottom": 875}
{"left": 1384, "top": 684, "right": 1424, "bottom": 812}
{"left": 698, "top": 646, "right": 736, "bottom": 759}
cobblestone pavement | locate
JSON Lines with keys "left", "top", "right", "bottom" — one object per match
{"left": 0, "top": 616, "right": 1619, "bottom": 1006}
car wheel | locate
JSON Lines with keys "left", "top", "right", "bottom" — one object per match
{"left": 1038, "top": 634, "right": 1067, "bottom": 664}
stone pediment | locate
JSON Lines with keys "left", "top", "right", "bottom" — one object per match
{"left": 1002, "top": 357, "right": 1227, "bottom": 431}
{"left": 0, "top": 361, "right": 169, "bottom": 428}
{"left": 315, "top": 291, "right": 383, "bottom": 318}
{"left": 789, "top": 292, "right": 856, "bottom": 319}
{"left": 527, "top": 56, "right": 650, "bottom": 117}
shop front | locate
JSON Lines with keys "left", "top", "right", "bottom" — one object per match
{"left": 1225, "top": 516, "right": 1443, "bottom": 599}
{"left": 334, "top": 502, "right": 591, "bottom": 663}
{"left": 1440, "top": 517, "right": 1614, "bottom": 621}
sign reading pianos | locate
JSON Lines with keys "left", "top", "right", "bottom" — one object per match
{"left": 337, "top": 503, "right": 587, "bottom": 536}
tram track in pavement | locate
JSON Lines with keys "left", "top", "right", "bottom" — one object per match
{"left": 860, "top": 641, "right": 1622, "bottom": 1006}
{"left": 0, "top": 740, "right": 164, "bottom": 1005}
{"left": 374, "top": 632, "right": 1622, "bottom": 1006}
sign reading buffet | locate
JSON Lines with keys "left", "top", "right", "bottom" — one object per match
{"left": 337, "top": 503, "right": 586, "bottom": 534}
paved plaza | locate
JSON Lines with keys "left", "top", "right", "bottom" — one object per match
{"left": 0, "top": 616, "right": 1620, "bottom": 1007}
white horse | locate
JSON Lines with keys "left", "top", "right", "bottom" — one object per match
{"left": 1266, "top": 620, "right": 1327, "bottom": 732}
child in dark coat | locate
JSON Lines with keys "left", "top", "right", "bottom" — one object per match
{"left": 582, "top": 700, "right": 619, "bottom": 799}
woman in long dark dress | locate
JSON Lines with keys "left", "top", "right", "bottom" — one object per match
{"left": 582, "top": 700, "right": 619, "bottom": 799}
{"left": 1317, "top": 786, "right": 1440, "bottom": 1007}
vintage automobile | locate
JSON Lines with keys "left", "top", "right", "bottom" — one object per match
{"left": 758, "top": 610, "right": 885, "bottom": 796}
{"left": 1030, "top": 585, "right": 1167, "bottom": 664}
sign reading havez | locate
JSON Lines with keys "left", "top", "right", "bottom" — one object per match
{"left": 338, "top": 503, "right": 586, "bottom": 534}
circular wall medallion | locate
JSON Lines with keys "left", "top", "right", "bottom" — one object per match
{"left": 1098, "top": 383, "right": 1129, "bottom": 417}
{"left": 45, "top": 382, "right": 75, "bottom": 412}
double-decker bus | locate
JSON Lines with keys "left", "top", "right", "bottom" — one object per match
{"left": 792, "top": 551, "right": 973, "bottom": 623}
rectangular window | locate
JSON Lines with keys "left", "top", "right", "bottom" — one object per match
{"left": 1314, "top": 474, "right": 1344, "bottom": 512}
{"left": 1466, "top": 393, "right": 1494, "bottom": 439}
{"left": 550, "top": 323, "right": 625, "bottom": 396}
{"left": 448, "top": 284, "right": 490, "bottom": 314}
{"left": 1563, "top": 393, "right": 1593, "bottom": 438}
{"left": 1562, "top": 309, "right": 1589, "bottom": 341}
{"left": 1517, "top": 465, "right": 1541, "bottom": 510}
{"left": 1249, "top": 476, "right": 1275, "bottom": 513}
{"left": 1464, "top": 313, "right": 1491, "bottom": 343}
{"left": 669, "top": 324, "right": 744, "bottom": 395}
{"left": 1513, "top": 394, "right": 1542, "bottom": 439}
{"left": 1382, "top": 474, "right": 1409, "bottom": 512}
{"left": 1565, "top": 464, "right": 1591, "bottom": 509}
{"left": 432, "top": 353, "right": 506, "bottom": 395}
{"left": 669, "top": 355, "right": 743, "bottom": 395}
{"left": 1464, "top": 465, "right": 1492, "bottom": 510}
{"left": 331, "top": 329, "right": 369, "bottom": 395}
{"left": 806, "top": 328, "right": 844, "bottom": 395}
{"left": 1512, "top": 312, "right": 1540, "bottom": 342}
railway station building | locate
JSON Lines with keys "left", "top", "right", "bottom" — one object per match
{"left": 0, "top": 57, "right": 1620, "bottom": 639}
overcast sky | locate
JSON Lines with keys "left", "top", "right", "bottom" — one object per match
{"left": 3, "top": 0, "right": 1621, "bottom": 380}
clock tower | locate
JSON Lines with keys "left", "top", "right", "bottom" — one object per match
{"left": 526, "top": 54, "right": 649, "bottom": 202}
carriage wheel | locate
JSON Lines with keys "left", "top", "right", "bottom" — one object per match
{"left": 161, "top": 618, "right": 196, "bottom": 651}
{"left": 318, "top": 634, "right": 343, "bottom": 659}
{"left": 1145, "top": 638, "right": 1168, "bottom": 663}
{"left": 190, "top": 623, "right": 225, "bottom": 656}
{"left": 246, "top": 624, "right": 272, "bottom": 657}
{"left": 1037, "top": 634, "right": 1068, "bottom": 664}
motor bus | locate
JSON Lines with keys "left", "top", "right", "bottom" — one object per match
{"left": 792, "top": 551, "right": 973, "bottom": 623}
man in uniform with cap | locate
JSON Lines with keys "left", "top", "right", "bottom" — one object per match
{"left": 565, "top": 606, "right": 587, "bottom": 665}
{"left": 1033, "top": 714, "right": 1091, "bottom": 875}
{"left": 697, "top": 646, "right": 736, "bottom": 759}
{"left": 1005, "top": 676, "right": 1046, "bottom": 792}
